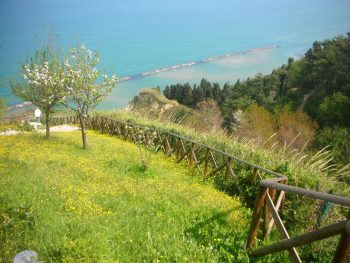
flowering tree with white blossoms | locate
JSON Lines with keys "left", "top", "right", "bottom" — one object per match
{"left": 62, "top": 44, "right": 117, "bottom": 149}
{"left": 11, "top": 47, "right": 65, "bottom": 139}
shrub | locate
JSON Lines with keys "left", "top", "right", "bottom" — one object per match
{"left": 278, "top": 110, "right": 318, "bottom": 150}
{"left": 237, "top": 103, "right": 277, "bottom": 143}
{"left": 194, "top": 99, "right": 223, "bottom": 133}
{"left": 314, "top": 127, "right": 350, "bottom": 165}
{"left": 318, "top": 92, "right": 350, "bottom": 127}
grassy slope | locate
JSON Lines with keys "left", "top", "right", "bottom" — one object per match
{"left": 99, "top": 110, "right": 349, "bottom": 262}
{"left": 104, "top": 110, "right": 349, "bottom": 193}
{"left": 0, "top": 131, "right": 255, "bottom": 262}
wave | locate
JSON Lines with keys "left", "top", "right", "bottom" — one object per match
{"left": 117, "top": 45, "right": 279, "bottom": 82}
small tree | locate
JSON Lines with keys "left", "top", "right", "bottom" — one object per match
{"left": 10, "top": 46, "right": 64, "bottom": 139}
{"left": 62, "top": 44, "right": 117, "bottom": 149}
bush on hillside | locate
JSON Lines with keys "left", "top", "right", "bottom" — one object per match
{"left": 278, "top": 110, "right": 318, "bottom": 150}
{"left": 318, "top": 92, "right": 350, "bottom": 127}
{"left": 194, "top": 99, "right": 223, "bottom": 133}
{"left": 314, "top": 127, "right": 350, "bottom": 166}
{"left": 237, "top": 103, "right": 277, "bottom": 143}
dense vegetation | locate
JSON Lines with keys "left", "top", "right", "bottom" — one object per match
{"left": 163, "top": 34, "right": 350, "bottom": 164}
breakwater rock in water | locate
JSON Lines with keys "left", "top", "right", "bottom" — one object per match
{"left": 117, "top": 45, "right": 279, "bottom": 82}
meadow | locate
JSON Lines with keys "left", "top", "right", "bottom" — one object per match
{"left": 0, "top": 131, "right": 256, "bottom": 262}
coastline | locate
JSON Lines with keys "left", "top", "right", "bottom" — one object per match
{"left": 7, "top": 45, "right": 279, "bottom": 110}
{"left": 118, "top": 45, "right": 279, "bottom": 82}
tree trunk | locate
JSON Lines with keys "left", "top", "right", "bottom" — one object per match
{"left": 79, "top": 114, "right": 87, "bottom": 149}
{"left": 45, "top": 111, "right": 50, "bottom": 140}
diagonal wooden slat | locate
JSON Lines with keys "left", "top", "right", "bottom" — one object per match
{"left": 177, "top": 147, "right": 191, "bottom": 164}
{"left": 207, "top": 162, "right": 226, "bottom": 178}
{"left": 104, "top": 119, "right": 109, "bottom": 134}
{"left": 210, "top": 151, "right": 218, "bottom": 169}
{"left": 179, "top": 139, "right": 190, "bottom": 164}
{"left": 107, "top": 120, "right": 113, "bottom": 135}
{"left": 157, "top": 132, "right": 167, "bottom": 153}
{"left": 195, "top": 147, "right": 204, "bottom": 165}
{"left": 265, "top": 193, "right": 302, "bottom": 263}
{"left": 131, "top": 130, "right": 137, "bottom": 143}
{"left": 156, "top": 135, "right": 166, "bottom": 153}
{"left": 266, "top": 190, "right": 285, "bottom": 237}
{"left": 251, "top": 218, "right": 348, "bottom": 259}
{"left": 124, "top": 130, "right": 130, "bottom": 140}
{"left": 115, "top": 121, "right": 121, "bottom": 136}
{"left": 191, "top": 143, "right": 201, "bottom": 170}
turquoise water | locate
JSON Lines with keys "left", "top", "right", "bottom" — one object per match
{"left": 0, "top": 0, "right": 349, "bottom": 108}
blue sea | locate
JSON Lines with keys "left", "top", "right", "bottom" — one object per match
{"left": 0, "top": 0, "right": 349, "bottom": 109}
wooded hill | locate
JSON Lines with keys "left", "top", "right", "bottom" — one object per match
{"left": 162, "top": 34, "right": 350, "bottom": 164}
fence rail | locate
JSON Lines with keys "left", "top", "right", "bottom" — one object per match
{"left": 49, "top": 114, "right": 350, "bottom": 262}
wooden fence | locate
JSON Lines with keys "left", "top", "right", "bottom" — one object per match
{"left": 50, "top": 114, "right": 350, "bottom": 262}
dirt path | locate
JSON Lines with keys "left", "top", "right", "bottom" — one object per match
{"left": 38, "top": 125, "right": 79, "bottom": 133}
{"left": 0, "top": 125, "right": 79, "bottom": 136}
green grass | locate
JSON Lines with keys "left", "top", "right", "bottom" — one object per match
{"left": 102, "top": 110, "right": 350, "bottom": 196}
{"left": 95, "top": 110, "right": 349, "bottom": 262}
{"left": 0, "top": 131, "right": 254, "bottom": 262}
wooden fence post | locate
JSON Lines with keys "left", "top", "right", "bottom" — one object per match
{"left": 332, "top": 212, "right": 350, "bottom": 263}
{"left": 165, "top": 133, "right": 172, "bottom": 156}
{"left": 176, "top": 138, "right": 181, "bottom": 161}
{"left": 189, "top": 143, "right": 194, "bottom": 166}
{"left": 250, "top": 168, "right": 258, "bottom": 184}
{"left": 246, "top": 186, "right": 268, "bottom": 249}
{"left": 264, "top": 188, "right": 276, "bottom": 238}
{"left": 203, "top": 148, "right": 211, "bottom": 176}
{"left": 224, "top": 157, "right": 233, "bottom": 181}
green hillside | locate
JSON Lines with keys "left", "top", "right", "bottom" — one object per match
{"left": 128, "top": 88, "right": 224, "bottom": 134}
{"left": 1, "top": 131, "right": 255, "bottom": 262}
{"left": 97, "top": 109, "right": 349, "bottom": 262}
{"left": 162, "top": 34, "right": 350, "bottom": 164}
